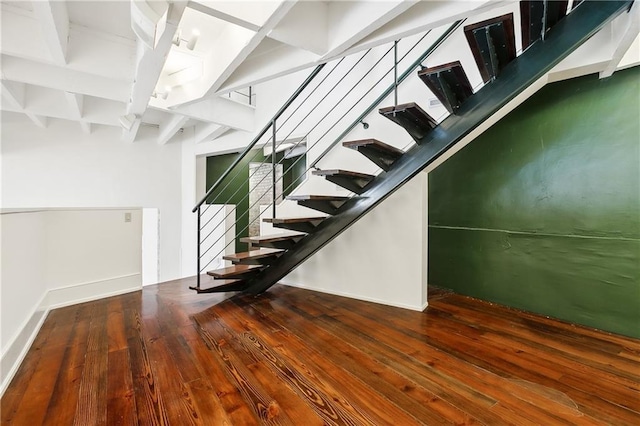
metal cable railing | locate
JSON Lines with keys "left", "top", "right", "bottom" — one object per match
{"left": 193, "top": 21, "right": 463, "bottom": 289}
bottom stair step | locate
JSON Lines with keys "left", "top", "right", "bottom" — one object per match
{"left": 189, "top": 279, "right": 247, "bottom": 293}
{"left": 206, "top": 264, "right": 262, "bottom": 279}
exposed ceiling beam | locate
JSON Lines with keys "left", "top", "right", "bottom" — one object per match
{"left": 321, "top": 0, "right": 420, "bottom": 60}
{"left": 125, "top": 1, "right": 187, "bottom": 143}
{"left": 64, "top": 91, "right": 91, "bottom": 134}
{"left": 200, "top": 1, "right": 297, "bottom": 99}
{"left": 187, "top": 1, "right": 261, "bottom": 31}
{"left": 32, "top": 0, "right": 69, "bottom": 65}
{"left": 193, "top": 122, "right": 229, "bottom": 144}
{"left": 1, "top": 80, "right": 48, "bottom": 128}
{"left": 122, "top": 117, "right": 142, "bottom": 144}
{"left": 167, "top": 96, "right": 254, "bottom": 131}
{"left": 1, "top": 55, "right": 130, "bottom": 102}
{"left": 600, "top": 1, "right": 639, "bottom": 78}
{"left": 158, "top": 114, "right": 188, "bottom": 145}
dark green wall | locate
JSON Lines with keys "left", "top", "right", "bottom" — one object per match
{"left": 206, "top": 150, "right": 306, "bottom": 252}
{"left": 428, "top": 67, "right": 640, "bottom": 338}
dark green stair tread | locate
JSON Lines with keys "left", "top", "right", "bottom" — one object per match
{"left": 312, "top": 169, "right": 375, "bottom": 180}
{"left": 206, "top": 264, "right": 262, "bottom": 279}
{"left": 189, "top": 279, "right": 246, "bottom": 293}
{"left": 223, "top": 248, "right": 284, "bottom": 263}
{"left": 263, "top": 217, "right": 327, "bottom": 224}
{"left": 342, "top": 138, "right": 404, "bottom": 156}
{"left": 379, "top": 102, "right": 438, "bottom": 142}
{"left": 240, "top": 231, "right": 306, "bottom": 244}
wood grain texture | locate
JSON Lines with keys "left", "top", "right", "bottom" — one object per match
{"left": 2, "top": 276, "right": 639, "bottom": 425}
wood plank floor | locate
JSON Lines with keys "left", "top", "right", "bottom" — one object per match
{"left": 2, "top": 277, "right": 639, "bottom": 425}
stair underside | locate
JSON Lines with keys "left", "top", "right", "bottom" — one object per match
{"left": 240, "top": 231, "right": 306, "bottom": 249}
{"left": 264, "top": 216, "right": 327, "bottom": 233}
{"left": 379, "top": 102, "right": 437, "bottom": 142}
{"left": 312, "top": 169, "right": 375, "bottom": 194}
{"left": 223, "top": 248, "right": 284, "bottom": 265}
{"left": 521, "top": 1, "right": 569, "bottom": 50}
{"left": 242, "top": 0, "right": 630, "bottom": 296}
{"left": 464, "top": 13, "right": 517, "bottom": 82}
{"left": 418, "top": 61, "right": 473, "bottom": 114}
{"left": 342, "top": 139, "right": 404, "bottom": 171}
{"left": 287, "top": 195, "right": 351, "bottom": 215}
{"left": 207, "top": 264, "right": 262, "bottom": 279}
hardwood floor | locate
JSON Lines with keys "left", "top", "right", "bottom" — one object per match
{"left": 2, "top": 278, "right": 639, "bottom": 425}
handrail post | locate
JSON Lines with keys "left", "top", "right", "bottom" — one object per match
{"left": 196, "top": 205, "right": 201, "bottom": 290}
{"left": 394, "top": 40, "right": 399, "bottom": 107}
{"left": 272, "top": 119, "right": 277, "bottom": 219}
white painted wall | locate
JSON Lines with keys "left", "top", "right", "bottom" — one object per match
{"left": 1, "top": 119, "right": 183, "bottom": 282}
{"left": 0, "top": 208, "right": 143, "bottom": 395}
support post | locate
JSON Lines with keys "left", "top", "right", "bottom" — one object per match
{"left": 196, "top": 206, "right": 201, "bottom": 289}
{"left": 272, "top": 120, "right": 277, "bottom": 219}
{"left": 394, "top": 40, "right": 399, "bottom": 107}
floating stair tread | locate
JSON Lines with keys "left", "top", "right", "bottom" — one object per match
{"left": 286, "top": 195, "right": 351, "bottom": 201}
{"left": 223, "top": 248, "right": 284, "bottom": 262}
{"left": 312, "top": 169, "right": 375, "bottom": 180}
{"left": 464, "top": 13, "right": 516, "bottom": 83}
{"left": 417, "top": 61, "right": 473, "bottom": 114}
{"left": 240, "top": 231, "right": 306, "bottom": 244}
{"left": 264, "top": 217, "right": 327, "bottom": 224}
{"left": 206, "top": 264, "right": 262, "bottom": 279}
{"left": 342, "top": 139, "right": 404, "bottom": 156}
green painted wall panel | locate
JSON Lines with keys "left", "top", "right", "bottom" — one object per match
{"left": 428, "top": 67, "right": 640, "bottom": 338}
{"left": 206, "top": 150, "right": 306, "bottom": 253}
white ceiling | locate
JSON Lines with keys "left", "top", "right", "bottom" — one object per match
{"left": 1, "top": 0, "right": 638, "bottom": 146}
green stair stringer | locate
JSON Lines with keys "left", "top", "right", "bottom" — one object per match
{"left": 244, "top": 0, "right": 633, "bottom": 295}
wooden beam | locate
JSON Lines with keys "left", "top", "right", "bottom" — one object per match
{"left": 126, "top": 1, "right": 187, "bottom": 144}
{"left": 193, "top": 122, "right": 228, "bottom": 144}
{"left": 187, "top": 1, "right": 261, "bottom": 31}
{"left": 1, "top": 80, "right": 48, "bottom": 128}
{"left": 32, "top": 0, "right": 69, "bottom": 65}
{"left": 600, "top": 1, "right": 639, "bottom": 78}
{"left": 121, "top": 117, "right": 142, "bottom": 143}
{"left": 64, "top": 91, "right": 92, "bottom": 134}
{"left": 157, "top": 114, "right": 188, "bottom": 145}
{"left": 169, "top": 96, "right": 254, "bottom": 131}
{"left": 2, "top": 55, "right": 129, "bottom": 102}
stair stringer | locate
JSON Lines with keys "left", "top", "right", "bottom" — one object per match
{"left": 245, "top": 0, "right": 632, "bottom": 295}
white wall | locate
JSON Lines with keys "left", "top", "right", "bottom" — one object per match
{"left": 278, "top": 173, "right": 428, "bottom": 310}
{"left": 1, "top": 119, "right": 183, "bottom": 282}
{"left": 0, "top": 208, "right": 143, "bottom": 395}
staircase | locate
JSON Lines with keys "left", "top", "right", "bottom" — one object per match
{"left": 193, "top": 0, "right": 632, "bottom": 295}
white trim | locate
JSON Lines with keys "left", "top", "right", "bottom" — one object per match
{"left": 280, "top": 280, "right": 426, "bottom": 312}
{"left": 0, "top": 292, "right": 50, "bottom": 396}
{"left": 0, "top": 274, "right": 141, "bottom": 396}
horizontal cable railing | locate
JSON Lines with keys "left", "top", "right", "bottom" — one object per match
{"left": 193, "top": 21, "right": 462, "bottom": 290}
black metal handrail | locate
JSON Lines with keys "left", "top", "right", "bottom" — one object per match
{"left": 192, "top": 64, "right": 325, "bottom": 213}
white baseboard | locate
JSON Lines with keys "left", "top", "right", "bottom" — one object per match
{"left": 0, "top": 274, "right": 141, "bottom": 396}
{"left": 280, "top": 280, "right": 426, "bottom": 312}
